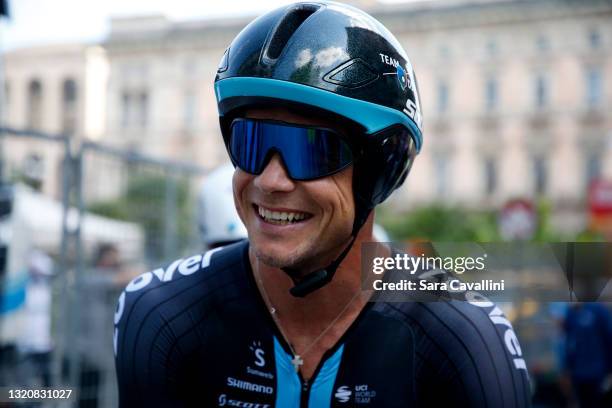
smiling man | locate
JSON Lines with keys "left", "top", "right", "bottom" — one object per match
{"left": 235, "top": 108, "right": 356, "bottom": 276}
{"left": 114, "top": 2, "right": 531, "bottom": 407}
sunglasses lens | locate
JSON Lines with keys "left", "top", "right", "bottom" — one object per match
{"left": 229, "top": 119, "right": 353, "bottom": 180}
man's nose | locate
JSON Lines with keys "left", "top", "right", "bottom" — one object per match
{"left": 253, "top": 153, "right": 295, "bottom": 193}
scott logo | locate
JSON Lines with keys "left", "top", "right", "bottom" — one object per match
{"left": 335, "top": 386, "right": 352, "bottom": 403}
{"left": 218, "top": 394, "right": 270, "bottom": 408}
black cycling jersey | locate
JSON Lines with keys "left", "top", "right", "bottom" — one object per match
{"left": 114, "top": 240, "right": 531, "bottom": 407}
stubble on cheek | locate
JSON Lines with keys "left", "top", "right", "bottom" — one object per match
{"left": 252, "top": 234, "right": 317, "bottom": 270}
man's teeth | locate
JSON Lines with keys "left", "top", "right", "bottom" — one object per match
{"left": 257, "top": 206, "right": 307, "bottom": 224}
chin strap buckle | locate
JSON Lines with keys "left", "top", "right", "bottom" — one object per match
{"left": 289, "top": 270, "right": 330, "bottom": 297}
{"left": 287, "top": 233, "right": 359, "bottom": 297}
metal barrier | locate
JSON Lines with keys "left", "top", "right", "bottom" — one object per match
{"left": 0, "top": 126, "right": 207, "bottom": 407}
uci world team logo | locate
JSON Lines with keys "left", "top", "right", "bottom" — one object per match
{"left": 335, "top": 385, "right": 352, "bottom": 403}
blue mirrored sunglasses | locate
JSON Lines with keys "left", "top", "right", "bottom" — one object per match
{"left": 228, "top": 118, "right": 354, "bottom": 181}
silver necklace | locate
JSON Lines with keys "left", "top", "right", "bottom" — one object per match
{"left": 256, "top": 274, "right": 363, "bottom": 372}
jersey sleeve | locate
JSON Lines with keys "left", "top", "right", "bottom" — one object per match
{"left": 404, "top": 299, "right": 532, "bottom": 407}
{"left": 113, "top": 265, "right": 190, "bottom": 407}
{"left": 113, "top": 245, "right": 242, "bottom": 407}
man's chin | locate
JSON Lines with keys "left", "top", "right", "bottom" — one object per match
{"left": 253, "top": 246, "right": 301, "bottom": 270}
{"left": 250, "top": 234, "right": 352, "bottom": 273}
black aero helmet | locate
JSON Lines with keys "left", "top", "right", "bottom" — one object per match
{"left": 215, "top": 1, "right": 424, "bottom": 295}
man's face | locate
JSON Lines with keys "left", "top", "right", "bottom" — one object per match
{"left": 232, "top": 107, "right": 355, "bottom": 272}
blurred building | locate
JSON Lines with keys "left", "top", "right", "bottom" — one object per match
{"left": 380, "top": 0, "right": 612, "bottom": 235}
{"left": 1, "top": 0, "right": 611, "bottom": 234}
{"left": 1, "top": 44, "right": 108, "bottom": 198}
{"left": 102, "top": 15, "right": 238, "bottom": 166}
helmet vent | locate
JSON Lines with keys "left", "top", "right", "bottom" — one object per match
{"left": 324, "top": 58, "right": 378, "bottom": 88}
{"left": 264, "top": 4, "right": 319, "bottom": 62}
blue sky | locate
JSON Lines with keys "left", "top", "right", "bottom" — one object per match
{"left": 0, "top": 0, "right": 423, "bottom": 51}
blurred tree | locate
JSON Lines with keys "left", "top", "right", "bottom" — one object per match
{"left": 379, "top": 200, "right": 583, "bottom": 243}
{"left": 88, "top": 174, "right": 193, "bottom": 263}
{"left": 378, "top": 205, "right": 500, "bottom": 242}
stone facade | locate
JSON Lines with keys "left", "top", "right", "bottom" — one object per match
{"left": 380, "top": 0, "right": 612, "bottom": 215}
{"left": 1, "top": 44, "right": 108, "bottom": 197}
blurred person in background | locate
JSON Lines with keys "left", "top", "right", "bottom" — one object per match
{"left": 562, "top": 303, "right": 612, "bottom": 408}
{"left": 197, "top": 163, "right": 248, "bottom": 250}
{"left": 17, "top": 249, "right": 54, "bottom": 388}
{"left": 78, "top": 243, "right": 132, "bottom": 408}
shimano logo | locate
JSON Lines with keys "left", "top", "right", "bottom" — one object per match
{"left": 227, "top": 377, "right": 273, "bottom": 395}
{"left": 218, "top": 394, "right": 270, "bottom": 407}
{"left": 335, "top": 386, "right": 352, "bottom": 403}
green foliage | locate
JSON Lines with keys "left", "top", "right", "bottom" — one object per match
{"left": 379, "top": 199, "right": 581, "bottom": 242}
{"left": 88, "top": 200, "right": 129, "bottom": 221}
{"left": 575, "top": 229, "right": 606, "bottom": 242}
{"left": 533, "top": 198, "right": 554, "bottom": 241}
{"left": 378, "top": 205, "right": 500, "bottom": 242}
{"left": 88, "top": 173, "right": 194, "bottom": 262}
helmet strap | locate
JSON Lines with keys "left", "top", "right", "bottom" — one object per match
{"left": 286, "top": 207, "right": 372, "bottom": 297}
{"left": 287, "top": 234, "right": 357, "bottom": 297}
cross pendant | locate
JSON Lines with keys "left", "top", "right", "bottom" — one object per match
{"left": 291, "top": 355, "right": 303, "bottom": 372}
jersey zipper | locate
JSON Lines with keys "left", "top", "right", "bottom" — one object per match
{"left": 300, "top": 380, "right": 310, "bottom": 407}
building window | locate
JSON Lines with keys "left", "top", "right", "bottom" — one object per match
{"left": 62, "top": 79, "right": 77, "bottom": 135}
{"left": 533, "top": 156, "right": 547, "bottom": 195}
{"left": 184, "top": 59, "right": 197, "bottom": 78}
{"left": 585, "top": 67, "right": 603, "bottom": 108}
{"left": 434, "top": 155, "right": 449, "bottom": 198}
{"left": 486, "top": 40, "right": 497, "bottom": 57}
{"left": 138, "top": 92, "right": 148, "bottom": 128}
{"left": 585, "top": 152, "right": 601, "bottom": 187}
{"left": 536, "top": 35, "right": 549, "bottom": 53}
{"left": 183, "top": 91, "right": 197, "bottom": 129}
{"left": 23, "top": 153, "right": 44, "bottom": 190}
{"left": 120, "top": 92, "right": 131, "bottom": 129}
{"left": 120, "top": 89, "right": 149, "bottom": 129}
{"left": 535, "top": 73, "right": 548, "bottom": 109}
{"left": 27, "top": 79, "right": 43, "bottom": 129}
{"left": 439, "top": 45, "right": 450, "bottom": 59}
{"left": 485, "top": 77, "right": 498, "bottom": 112}
{"left": 484, "top": 158, "right": 497, "bottom": 195}
{"left": 588, "top": 28, "right": 601, "bottom": 49}
{"left": 2, "top": 81, "right": 9, "bottom": 121}
{"left": 437, "top": 81, "right": 449, "bottom": 114}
